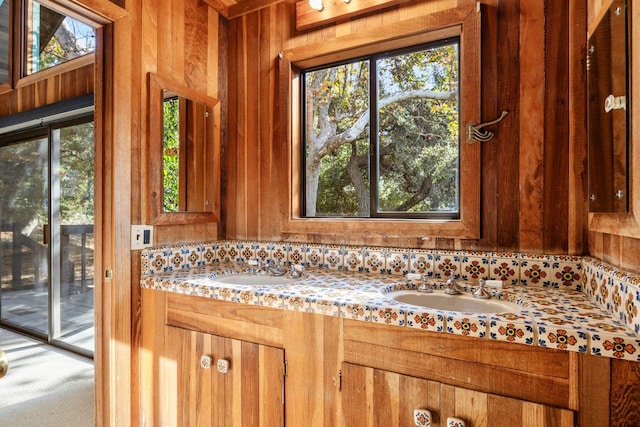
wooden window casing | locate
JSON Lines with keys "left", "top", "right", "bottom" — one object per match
{"left": 282, "top": 4, "right": 482, "bottom": 240}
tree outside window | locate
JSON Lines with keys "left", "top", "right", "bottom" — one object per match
{"left": 303, "top": 38, "right": 460, "bottom": 219}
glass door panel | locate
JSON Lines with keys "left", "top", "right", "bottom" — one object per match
{"left": 53, "top": 120, "right": 94, "bottom": 353}
{"left": 0, "top": 136, "right": 49, "bottom": 336}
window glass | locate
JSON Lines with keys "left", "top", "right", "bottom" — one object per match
{"left": 25, "top": 1, "right": 95, "bottom": 75}
{"left": 0, "top": 0, "right": 9, "bottom": 85}
{"left": 302, "top": 39, "right": 460, "bottom": 219}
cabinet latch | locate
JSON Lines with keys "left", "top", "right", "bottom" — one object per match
{"left": 284, "top": 359, "right": 288, "bottom": 377}
{"left": 105, "top": 267, "right": 113, "bottom": 283}
{"left": 336, "top": 369, "right": 342, "bottom": 391}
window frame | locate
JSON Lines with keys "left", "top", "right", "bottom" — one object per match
{"left": 282, "top": 5, "right": 482, "bottom": 241}
{"left": 300, "top": 37, "right": 462, "bottom": 220}
{"left": 16, "top": 0, "right": 97, "bottom": 88}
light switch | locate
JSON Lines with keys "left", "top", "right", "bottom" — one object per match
{"left": 131, "top": 225, "right": 154, "bottom": 250}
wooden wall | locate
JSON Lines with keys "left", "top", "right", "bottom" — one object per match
{"left": 226, "top": 0, "right": 582, "bottom": 255}
{"left": 0, "top": 63, "right": 94, "bottom": 115}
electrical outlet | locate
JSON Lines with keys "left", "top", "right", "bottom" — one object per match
{"left": 131, "top": 225, "right": 154, "bottom": 250}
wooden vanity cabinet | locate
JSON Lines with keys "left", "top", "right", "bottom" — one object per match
{"left": 140, "top": 288, "right": 634, "bottom": 427}
{"left": 163, "top": 326, "right": 284, "bottom": 427}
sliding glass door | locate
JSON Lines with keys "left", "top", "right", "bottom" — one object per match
{"left": 0, "top": 116, "right": 94, "bottom": 356}
{"left": 0, "top": 134, "right": 49, "bottom": 336}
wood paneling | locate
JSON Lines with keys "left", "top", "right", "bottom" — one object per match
{"left": 225, "top": 0, "right": 581, "bottom": 255}
{"left": 0, "top": 63, "right": 94, "bottom": 116}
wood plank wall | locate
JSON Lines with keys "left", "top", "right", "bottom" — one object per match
{"left": 226, "top": 0, "right": 578, "bottom": 255}
{"left": 0, "top": 63, "right": 94, "bottom": 115}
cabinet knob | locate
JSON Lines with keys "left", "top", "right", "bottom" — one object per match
{"left": 200, "top": 355, "right": 213, "bottom": 369}
{"left": 217, "top": 358, "right": 230, "bottom": 374}
{"left": 446, "top": 416, "right": 466, "bottom": 427}
{"left": 413, "top": 409, "right": 432, "bottom": 427}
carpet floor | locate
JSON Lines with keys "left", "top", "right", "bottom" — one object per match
{"left": 0, "top": 328, "right": 94, "bottom": 427}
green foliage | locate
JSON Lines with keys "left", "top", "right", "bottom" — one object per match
{"left": 305, "top": 42, "right": 460, "bottom": 217}
{"left": 60, "top": 122, "right": 94, "bottom": 224}
{"left": 162, "top": 98, "right": 180, "bottom": 212}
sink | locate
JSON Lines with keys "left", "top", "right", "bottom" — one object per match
{"left": 386, "top": 290, "right": 520, "bottom": 314}
{"left": 211, "top": 273, "right": 300, "bottom": 286}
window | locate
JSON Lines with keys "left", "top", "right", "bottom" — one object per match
{"left": 287, "top": 4, "right": 481, "bottom": 239}
{"left": 24, "top": 0, "right": 95, "bottom": 75}
{"left": 303, "top": 39, "right": 460, "bottom": 219}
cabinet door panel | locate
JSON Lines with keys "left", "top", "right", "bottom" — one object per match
{"left": 341, "top": 362, "right": 441, "bottom": 427}
{"left": 342, "top": 362, "right": 574, "bottom": 427}
{"left": 165, "top": 326, "right": 284, "bottom": 427}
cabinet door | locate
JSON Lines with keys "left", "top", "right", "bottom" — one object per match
{"left": 164, "top": 326, "right": 285, "bottom": 427}
{"left": 342, "top": 362, "right": 442, "bottom": 426}
{"left": 341, "top": 363, "right": 574, "bottom": 427}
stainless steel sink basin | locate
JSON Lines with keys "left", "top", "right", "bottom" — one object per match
{"left": 386, "top": 290, "right": 520, "bottom": 314}
{"left": 211, "top": 273, "right": 300, "bottom": 286}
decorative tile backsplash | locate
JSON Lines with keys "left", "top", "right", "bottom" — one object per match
{"left": 141, "top": 240, "right": 583, "bottom": 288}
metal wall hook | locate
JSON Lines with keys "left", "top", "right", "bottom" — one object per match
{"left": 466, "top": 110, "right": 508, "bottom": 143}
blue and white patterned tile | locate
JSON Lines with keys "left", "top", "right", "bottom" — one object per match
{"left": 409, "top": 250, "right": 433, "bottom": 276}
{"left": 343, "top": 246, "right": 364, "bottom": 273}
{"left": 236, "top": 289, "right": 260, "bottom": 305}
{"left": 283, "top": 295, "right": 307, "bottom": 312}
{"left": 308, "top": 298, "right": 341, "bottom": 317}
{"left": 371, "top": 303, "right": 406, "bottom": 326}
{"left": 433, "top": 251, "right": 459, "bottom": 280}
{"left": 237, "top": 241, "right": 256, "bottom": 263}
{"left": 490, "top": 252, "right": 520, "bottom": 286}
{"left": 259, "top": 292, "right": 284, "bottom": 309}
{"left": 489, "top": 318, "right": 535, "bottom": 346}
{"left": 288, "top": 243, "right": 306, "bottom": 266}
{"left": 458, "top": 251, "right": 490, "bottom": 281}
{"left": 305, "top": 244, "right": 324, "bottom": 268}
{"left": 406, "top": 309, "right": 446, "bottom": 332}
{"left": 445, "top": 314, "right": 486, "bottom": 338}
{"left": 200, "top": 244, "right": 217, "bottom": 266}
{"left": 590, "top": 330, "right": 640, "bottom": 361}
{"left": 272, "top": 242, "right": 288, "bottom": 263}
{"left": 537, "top": 324, "right": 588, "bottom": 352}
{"left": 364, "top": 247, "right": 386, "bottom": 274}
{"left": 552, "top": 256, "right": 582, "bottom": 290}
{"left": 519, "top": 254, "right": 554, "bottom": 287}
{"left": 340, "top": 302, "right": 371, "bottom": 322}
{"left": 255, "top": 241, "right": 273, "bottom": 262}
{"left": 322, "top": 245, "right": 344, "bottom": 270}
{"left": 384, "top": 248, "right": 410, "bottom": 276}
{"left": 216, "top": 241, "right": 232, "bottom": 263}
{"left": 216, "top": 287, "right": 237, "bottom": 302}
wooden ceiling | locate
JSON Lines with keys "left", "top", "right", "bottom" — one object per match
{"left": 201, "top": 0, "right": 286, "bottom": 20}
{"left": 203, "top": 0, "right": 413, "bottom": 31}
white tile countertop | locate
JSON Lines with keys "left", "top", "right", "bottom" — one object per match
{"left": 141, "top": 261, "right": 640, "bottom": 362}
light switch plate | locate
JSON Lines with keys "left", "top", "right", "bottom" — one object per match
{"left": 131, "top": 225, "right": 153, "bottom": 250}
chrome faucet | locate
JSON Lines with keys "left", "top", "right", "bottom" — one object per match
{"left": 444, "top": 278, "right": 462, "bottom": 295}
{"left": 472, "top": 279, "right": 492, "bottom": 299}
{"left": 406, "top": 273, "right": 433, "bottom": 293}
{"left": 268, "top": 259, "right": 287, "bottom": 276}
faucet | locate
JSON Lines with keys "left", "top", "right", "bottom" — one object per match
{"left": 405, "top": 273, "right": 433, "bottom": 293}
{"left": 444, "top": 278, "right": 462, "bottom": 295}
{"left": 268, "top": 259, "right": 287, "bottom": 276}
{"left": 288, "top": 264, "right": 305, "bottom": 278}
{"left": 472, "top": 279, "right": 492, "bottom": 299}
